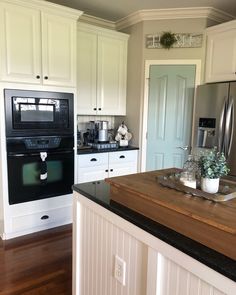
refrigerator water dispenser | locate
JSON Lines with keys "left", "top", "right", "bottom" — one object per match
{"left": 197, "top": 118, "right": 216, "bottom": 148}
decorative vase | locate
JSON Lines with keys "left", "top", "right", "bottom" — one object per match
{"left": 201, "top": 177, "right": 219, "bottom": 194}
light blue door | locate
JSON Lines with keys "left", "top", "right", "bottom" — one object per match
{"left": 146, "top": 65, "right": 196, "bottom": 171}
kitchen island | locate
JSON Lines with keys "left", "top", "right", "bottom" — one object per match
{"left": 72, "top": 170, "right": 236, "bottom": 295}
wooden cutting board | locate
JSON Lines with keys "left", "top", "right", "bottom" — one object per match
{"left": 106, "top": 169, "right": 236, "bottom": 260}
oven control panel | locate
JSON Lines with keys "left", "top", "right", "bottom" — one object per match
{"left": 24, "top": 137, "right": 61, "bottom": 149}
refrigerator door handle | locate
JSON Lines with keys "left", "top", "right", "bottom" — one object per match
{"left": 225, "top": 97, "right": 234, "bottom": 158}
{"left": 218, "top": 97, "right": 227, "bottom": 153}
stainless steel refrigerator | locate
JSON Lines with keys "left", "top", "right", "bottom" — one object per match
{"left": 193, "top": 82, "right": 236, "bottom": 177}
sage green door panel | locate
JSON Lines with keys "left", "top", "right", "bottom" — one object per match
{"left": 146, "top": 65, "right": 196, "bottom": 171}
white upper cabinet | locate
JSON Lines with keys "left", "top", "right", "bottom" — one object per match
{"left": 0, "top": 3, "right": 41, "bottom": 84}
{"left": 97, "top": 35, "right": 127, "bottom": 115}
{"left": 41, "top": 13, "right": 77, "bottom": 87}
{"left": 77, "top": 23, "right": 129, "bottom": 115}
{"left": 205, "top": 20, "right": 236, "bottom": 83}
{"left": 0, "top": 0, "right": 82, "bottom": 86}
{"left": 77, "top": 29, "right": 97, "bottom": 114}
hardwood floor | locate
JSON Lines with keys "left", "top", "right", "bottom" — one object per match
{"left": 0, "top": 225, "right": 72, "bottom": 295}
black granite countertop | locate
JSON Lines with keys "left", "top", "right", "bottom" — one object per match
{"left": 77, "top": 145, "right": 139, "bottom": 155}
{"left": 73, "top": 180, "right": 236, "bottom": 282}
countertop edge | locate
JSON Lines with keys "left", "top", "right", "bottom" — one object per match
{"left": 77, "top": 146, "right": 139, "bottom": 155}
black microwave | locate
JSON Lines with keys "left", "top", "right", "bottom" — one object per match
{"left": 4, "top": 89, "right": 74, "bottom": 137}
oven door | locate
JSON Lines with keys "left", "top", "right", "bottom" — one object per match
{"left": 7, "top": 150, "right": 74, "bottom": 205}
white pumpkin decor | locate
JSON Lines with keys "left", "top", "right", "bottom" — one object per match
{"left": 115, "top": 122, "right": 132, "bottom": 147}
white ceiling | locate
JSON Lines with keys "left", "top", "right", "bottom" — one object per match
{"left": 47, "top": 0, "right": 236, "bottom": 21}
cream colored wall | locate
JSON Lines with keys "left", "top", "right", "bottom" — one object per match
{"left": 143, "top": 18, "right": 207, "bottom": 79}
{"left": 118, "top": 22, "right": 144, "bottom": 147}
{"left": 122, "top": 18, "right": 208, "bottom": 151}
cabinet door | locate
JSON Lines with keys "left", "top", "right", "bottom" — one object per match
{"left": 77, "top": 30, "right": 97, "bottom": 115}
{"left": 41, "top": 13, "right": 76, "bottom": 87}
{"left": 97, "top": 35, "right": 127, "bottom": 115}
{"left": 205, "top": 29, "right": 236, "bottom": 83}
{"left": 0, "top": 3, "right": 41, "bottom": 84}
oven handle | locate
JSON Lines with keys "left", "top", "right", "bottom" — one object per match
{"left": 8, "top": 150, "right": 74, "bottom": 157}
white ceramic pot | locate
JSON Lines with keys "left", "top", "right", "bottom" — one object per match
{"left": 201, "top": 177, "right": 219, "bottom": 194}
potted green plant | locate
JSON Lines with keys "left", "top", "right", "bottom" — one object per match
{"left": 198, "top": 148, "right": 229, "bottom": 193}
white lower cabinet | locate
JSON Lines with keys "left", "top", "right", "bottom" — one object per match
{"left": 2, "top": 194, "right": 72, "bottom": 240}
{"left": 73, "top": 193, "right": 236, "bottom": 295}
{"left": 77, "top": 150, "right": 138, "bottom": 183}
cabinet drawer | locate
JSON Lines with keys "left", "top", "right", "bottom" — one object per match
{"left": 109, "top": 150, "right": 137, "bottom": 164}
{"left": 78, "top": 165, "right": 108, "bottom": 183}
{"left": 11, "top": 206, "right": 72, "bottom": 232}
{"left": 78, "top": 153, "right": 108, "bottom": 168}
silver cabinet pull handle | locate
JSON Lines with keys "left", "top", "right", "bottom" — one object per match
{"left": 177, "top": 146, "right": 189, "bottom": 151}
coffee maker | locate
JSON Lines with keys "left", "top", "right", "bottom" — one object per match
{"left": 96, "top": 120, "right": 109, "bottom": 142}
{"left": 87, "top": 120, "right": 109, "bottom": 143}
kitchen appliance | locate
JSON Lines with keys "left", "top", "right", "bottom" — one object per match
{"left": 4, "top": 89, "right": 74, "bottom": 137}
{"left": 96, "top": 120, "right": 109, "bottom": 142}
{"left": 6, "top": 135, "right": 74, "bottom": 205}
{"left": 4, "top": 88, "right": 74, "bottom": 204}
{"left": 193, "top": 82, "right": 236, "bottom": 177}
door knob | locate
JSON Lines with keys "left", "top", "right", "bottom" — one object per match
{"left": 177, "top": 146, "right": 189, "bottom": 151}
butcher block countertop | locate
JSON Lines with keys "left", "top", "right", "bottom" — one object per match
{"left": 106, "top": 169, "right": 236, "bottom": 261}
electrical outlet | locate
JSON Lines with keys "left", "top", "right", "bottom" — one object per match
{"left": 114, "top": 255, "right": 126, "bottom": 286}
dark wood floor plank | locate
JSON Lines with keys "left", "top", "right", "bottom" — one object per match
{"left": 0, "top": 225, "right": 72, "bottom": 295}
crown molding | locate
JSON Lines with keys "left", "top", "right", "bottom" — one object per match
{"left": 77, "top": 22, "right": 129, "bottom": 40}
{"left": 116, "top": 7, "right": 235, "bottom": 30}
{"left": 0, "top": 0, "right": 83, "bottom": 19}
{"left": 79, "top": 14, "right": 116, "bottom": 30}
{"left": 206, "top": 19, "right": 236, "bottom": 33}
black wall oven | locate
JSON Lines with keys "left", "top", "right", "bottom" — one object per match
{"left": 4, "top": 89, "right": 74, "bottom": 137}
{"left": 7, "top": 136, "right": 74, "bottom": 205}
{"left": 4, "top": 89, "right": 74, "bottom": 205}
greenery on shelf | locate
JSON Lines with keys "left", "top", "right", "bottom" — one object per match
{"left": 198, "top": 148, "right": 229, "bottom": 179}
{"left": 160, "top": 31, "right": 177, "bottom": 49}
